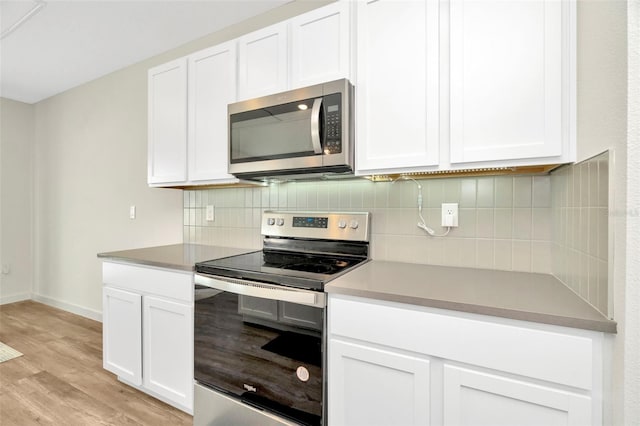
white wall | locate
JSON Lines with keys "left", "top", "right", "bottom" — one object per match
{"left": 577, "top": 0, "right": 639, "bottom": 424}
{"left": 624, "top": 0, "right": 639, "bottom": 422}
{"left": 576, "top": 1, "right": 628, "bottom": 163}
{"left": 33, "top": 68, "right": 183, "bottom": 319}
{"left": 30, "top": 0, "right": 332, "bottom": 320}
{"left": 0, "top": 98, "right": 35, "bottom": 304}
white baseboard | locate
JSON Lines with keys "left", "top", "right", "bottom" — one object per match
{"left": 0, "top": 292, "right": 32, "bottom": 305}
{"left": 32, "top": 294, "right": 102, "bottom": 322}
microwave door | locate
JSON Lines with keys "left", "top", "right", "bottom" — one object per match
{"left": 229, "top": 98, "right": 323, "bottom": 164}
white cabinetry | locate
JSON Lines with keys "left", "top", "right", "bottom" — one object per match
{"left": 330, "top": 339, "right": 431, "bottom": 426}
{"left": 148, "top": 43, "right": 238, "bottom": 187}
{"left": 443, "top": 365, "right": 591, "bottom": 426}
{"left": 290, "top": 1, "right": 351, "bottom": 89}
{"left": 449, "top": 0, "right": 573, "bottom": 165}
{"left": 103, "top": 287, "right": 142, "bottom": 385}
{"left": 237, "top": 22, "right": 289, "bottom": 101}
{"left": 328, "top": 294, "right": 602, "bottom": 426}
{"left": 102, "top": 262, "right": 194, "bottom": 413}
{"left": 143, "top": 295, "right": 193, "bottom": 410}
{"left": 237, "top": 1, "right": 352, "bottom": 102}
{"left": 355, "top": 0, "right": 575, "bottom": 175}
{"left": 187, "top": 42, "right": 238, "bottom": 184}
{"left": 355, "top": 0, "right": 440, "bottom": 174}
{"left": 148, "top": 59, "right": 187, "bottom": 184}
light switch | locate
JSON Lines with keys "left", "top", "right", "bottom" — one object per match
{"left": 129, "top": 205, "right": 136, "bottom": 219}
{"left": 206, "top": 205, "right": 215, "bottom": 222}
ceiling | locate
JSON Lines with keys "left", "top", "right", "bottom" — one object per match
{"left": 0, "top": 0, "right": 289, "bottom": 104}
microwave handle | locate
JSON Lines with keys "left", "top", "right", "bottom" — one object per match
{"left": 310, "top": 98, "right": 323, "bottom": 154}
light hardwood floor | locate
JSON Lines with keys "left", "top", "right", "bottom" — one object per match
{"left": 0, "top": 300, "right": 192, "bottom": 425}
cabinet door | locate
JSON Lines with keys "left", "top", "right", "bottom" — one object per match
{"left": 148, "top": 58, "right": 188, "bottom": 185}
{"left": 188, "top": 42, "right": 239, "bottom": 184}
{"left": 103, "top": 287, "right": 142, "bottom": 385}
{"left": 443, "top": 365, "right": 591, "bottom": 426}
{"left": 449, "top": 0, "right": 570, "bottom": 164}
{"left": 290, "top": 1, "right": 351, "bottom": 89}
{"left": 355, "top": 0, "right": 439, "bottom": 174}
{"left": 237, "top": 22, "right": 288, "bottom": 101}
{"left": 143, "top": 296, "right": 193, "bottom": 411}
{"left": 329, "top": 339, "right": 431, "bottom": 426}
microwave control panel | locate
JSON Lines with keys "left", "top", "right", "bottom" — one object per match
{"left": 324, "top": 93, "right": 342, "bottom": 154}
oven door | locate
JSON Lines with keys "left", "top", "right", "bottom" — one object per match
{"left": 194, "top": 274, "right": 326, "bottom": 426}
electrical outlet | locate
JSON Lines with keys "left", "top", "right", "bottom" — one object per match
{"left": 441, "top": 203, "right": 459, "bottom": 227}
{"left": 206, "top": 205, "right": 215, "bottom": 222}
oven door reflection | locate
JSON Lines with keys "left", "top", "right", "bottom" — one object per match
{"left": 194, "top": 289, "right": 324, "bottom": 426}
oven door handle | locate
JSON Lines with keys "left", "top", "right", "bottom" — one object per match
{"left": 194, "top": 274, "right": 326, "bottom": 308}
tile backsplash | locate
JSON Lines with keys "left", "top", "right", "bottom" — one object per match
{"left": 184, "top": 175, "right": 553, "bottom": 274}
{"left": 550, "top": 151, "right": 609, "bottom": 316}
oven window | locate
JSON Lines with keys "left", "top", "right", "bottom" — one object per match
{"left": 194, "top": 290, "right": 323, "bottom": 426}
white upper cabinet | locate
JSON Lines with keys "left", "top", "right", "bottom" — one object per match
{"left": 187, "top": 42, "right": 238, "bottom": 184}
{"left": 237, "top": 22, "right": 289, "bottom": 101}
{"left": 449, "top": 0, "right": 574, "bottom": 166}
{"left": 148, "top": 44, "right": 239, "bottom": 187}
{"left": 355, "top": 0, "right": 575, "bottom": 175}
{"left": 238, "top": 2, "right": 353, "bottom": 100}
{"left": 290, "top": 1, "right": 351, "bottom": 89}
{"left": 355, "top": 0, "right": 440, "bottom": 175}
{"left": 148, "top": 59, "right": 188, "bottom": 185}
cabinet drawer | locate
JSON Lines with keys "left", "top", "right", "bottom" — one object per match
{"left": 329, "top": 295, "right": 596, "bottom": 390}
{"left": 103, "top": 262, "right": 192, "bottom": 302}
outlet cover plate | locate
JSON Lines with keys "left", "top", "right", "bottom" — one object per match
{"left": 441, "top": 203, "right": 459, "bottom": 227}
{"left": 206, "top": 205, "right": 215, "bottom": 222}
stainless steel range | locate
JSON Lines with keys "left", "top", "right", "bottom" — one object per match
{"left": 193, "top": 211, "right": 370, "bottom": 426}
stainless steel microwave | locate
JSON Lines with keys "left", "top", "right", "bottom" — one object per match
{"left": 228, "top": 79, "right": 354, "bottom": 181}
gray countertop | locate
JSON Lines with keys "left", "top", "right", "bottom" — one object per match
{"left": 98, "top": 244, "right": 616, "bottom": 333}
{"left": 325, "top": 261, "right": 617, "bottom": 333}
{"left": 97, "top": 243, "right": 254, "bottom": 271}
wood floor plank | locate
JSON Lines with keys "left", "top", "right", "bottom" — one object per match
{"left": 0, "top": 300, "right": 192, "bottom": 426}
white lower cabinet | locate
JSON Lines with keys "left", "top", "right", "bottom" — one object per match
{"left": 443, "top": 365, "right": 591, "bottom": 426}
{"left": 103, "top": 287, "right": 142, "bottom": 385}
{"left": 102, "top": 262, "right": 193, "bottom": 413}
{"left": 143, "top": 295, "right": 193, "bottom": 410}
{"left": 328, "top": 294, "right": 604, "bottom": 426}
{"left": 329, "top": 339, "right": 431, "bottom": 426}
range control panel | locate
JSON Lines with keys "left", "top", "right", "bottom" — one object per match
{"left": 262, "top": 211, "right": 370, "bottom": 242}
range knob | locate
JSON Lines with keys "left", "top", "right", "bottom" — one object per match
{"left": 350, "top": 220, "right": 359, "bottom": 229}
{"left": 338, "top": 219, "right": 347, "bottom": 229}
{"left": 267, "top": 217, "right": 275, "bottom": 226}
{"left": 276, "top": 218, "right": 285, "bottom": 226}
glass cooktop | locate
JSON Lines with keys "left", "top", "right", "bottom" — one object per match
{"left": 195, "top": 250, "right": 367, "bottom": 291}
